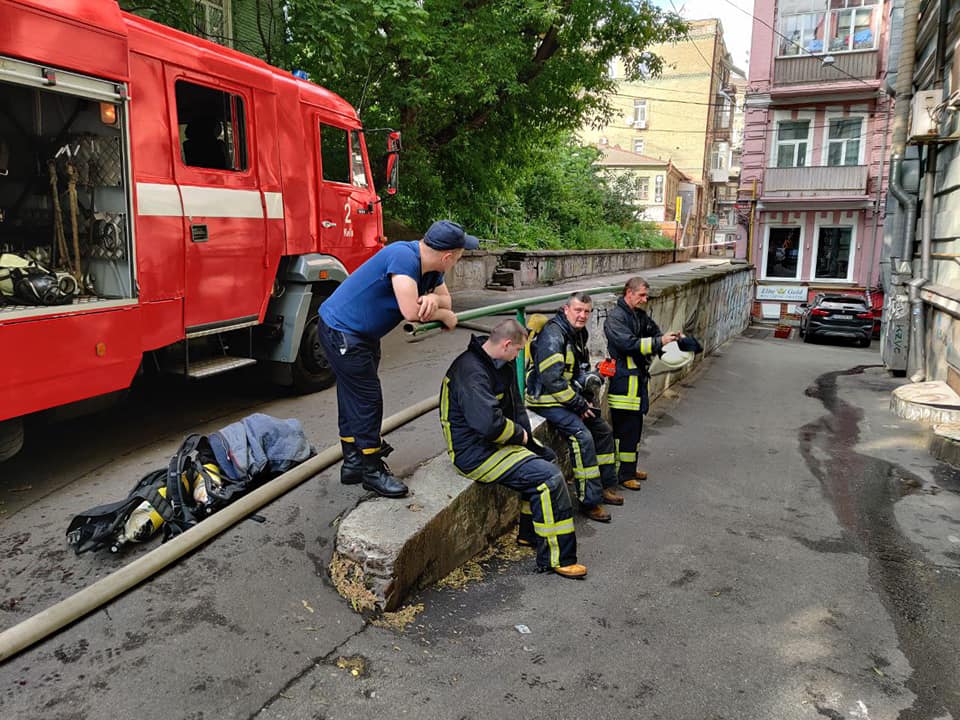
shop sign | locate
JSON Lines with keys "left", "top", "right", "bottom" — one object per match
{"left": 756, "top": 285, "right": 807, "bottom": 302}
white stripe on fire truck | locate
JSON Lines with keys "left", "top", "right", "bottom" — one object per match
{"left": 136, "top": 183, "right": 183, "bottom": 217}
{"left": 136, "top": 184, "right": 284, "bottom": 219}
{"left": 180, "top": 186, "right": 263, "bottom": 218}
{"left": 264, "top": 192, "right": 284, "bottom": 219}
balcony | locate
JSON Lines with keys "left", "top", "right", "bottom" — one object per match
{"left": 773, "top": 51, "right": 878, "bottom": 86}
{"left": 710, "top": 168, "right": 732, "bottom": 183}
{"left": 763, "top": 165, "right": 868, "bottom": 197}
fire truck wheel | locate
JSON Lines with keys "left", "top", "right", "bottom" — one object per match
{"left": 0, "top": 418, "right": 24, "bottom": 463}
{"left": 292, "top": 298, "right": 335, "bottom": 393}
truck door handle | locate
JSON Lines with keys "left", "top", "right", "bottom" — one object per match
{"left": 321, "top": 220, "right": 337, "bottom": 229}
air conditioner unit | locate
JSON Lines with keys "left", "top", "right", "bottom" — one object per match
{"left": 909, "top": 90, "right": 942, "bottom": 141}
{"left": 633, "top": 120, "right": 647, "bottom": 129}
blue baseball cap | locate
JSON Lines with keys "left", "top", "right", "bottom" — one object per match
{"left": 423, "top": 220, "right": 480, "bottom": 251}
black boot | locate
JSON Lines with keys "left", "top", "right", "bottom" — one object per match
{"left": 340, "top": 440, "right": 363, "bottom": 485}
{"left": 360, "top": 446, "right": 408, "bottom": 498}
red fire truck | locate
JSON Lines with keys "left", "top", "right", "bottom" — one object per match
{"left": 0, "top": 0, "right": 400, "bottom": 460}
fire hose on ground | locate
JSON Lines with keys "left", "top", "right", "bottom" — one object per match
{"left": 0, "top": 283, "right": 631, "bottom": 663}
{"left": 0, "top": 397, "right": 438, "bottom": 663}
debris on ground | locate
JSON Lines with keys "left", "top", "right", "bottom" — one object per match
{"left": 335, "top": 655, "right": 368, "bottom": 678}
{"left": 435, "top": 530, "right": 534, "bottom": 590}
{"left": 329, "top": 552, "right": 378, "bottom": 613}
{"left": 372, "top": 603, "right": 424, "bottom": 631}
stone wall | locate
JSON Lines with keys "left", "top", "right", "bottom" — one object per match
{"left": 445, "top": 248, "right": 692, "bottom": 292}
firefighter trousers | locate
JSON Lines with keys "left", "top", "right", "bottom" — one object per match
{"left": 532, "top": 406, "right": 616, "bottom": 508}
{"left": 316, "top": 316, "right": 384, "bottom": 451}
{"left": 611, "top": 408, "right": 644, "bottom": 483}
{"left": 495, "top": 456, "right": 577, "bottom": 569}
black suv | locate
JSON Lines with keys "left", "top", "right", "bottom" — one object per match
{"left": 798, "top": 294, "right": 874, "bottom": 348}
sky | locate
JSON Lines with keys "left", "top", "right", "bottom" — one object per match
{"left": 653, "top": 0, "right": 755, "bottom": 74}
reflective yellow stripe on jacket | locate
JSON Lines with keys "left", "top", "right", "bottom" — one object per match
{"left": 608, "top": 356, "right": 642, "bottom": 411}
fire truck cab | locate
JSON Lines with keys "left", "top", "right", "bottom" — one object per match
{"left": 0, "top": 0, "right": 398, "bottom": 460}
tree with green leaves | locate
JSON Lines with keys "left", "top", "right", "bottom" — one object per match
{"left": 121, "top": 0, "right": 685, "bottom": 247}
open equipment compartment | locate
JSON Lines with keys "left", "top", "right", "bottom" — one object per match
{"left": 0, "top": 56, "right": 134, "bottom": 314}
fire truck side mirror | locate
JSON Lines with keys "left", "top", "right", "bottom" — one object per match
{"left": 385, "top": 131, "right": 401, "bottom": 196}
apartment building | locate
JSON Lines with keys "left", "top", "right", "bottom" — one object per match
{"left": 595, "top": 146, "right": 698, "bottom": 243}
{"left": 582, "top": 19, "right": 743, "bottom": 254}
{"left": 880, "top": 0, "right": 960, "bottom": 385}
{"left": 739, "top": 0, "right": 893, "bottom": 321}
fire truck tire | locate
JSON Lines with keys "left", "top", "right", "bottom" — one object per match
{"left": 291, "top": 296, "right": 335, "bottom": 393}
{"left": 0, "top": 418, "right": 24, "bottom": 463}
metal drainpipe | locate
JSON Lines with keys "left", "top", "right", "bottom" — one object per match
{"left": 909, "top": 142, "right": 937, "bottom": 382}
{"left": 906, "top": 0, "right": 948, "bottom": 382}
{"left": 888, "top": 154, "right": 918, "bottom": 262}
{"left": 881, "top": 0, "right": 920, "bottom": 372}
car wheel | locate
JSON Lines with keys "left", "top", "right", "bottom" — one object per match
{"left": 803, "top": 329, "right": 814, "bottom": 344}
{"left": 291, "top": 295, "right": 336, "bottom": 394}
{"left": 859, "top": 337, "right": 871, "bottom": 348}
{"left": 0, "top": 417, "right": 25, "bottom": 463}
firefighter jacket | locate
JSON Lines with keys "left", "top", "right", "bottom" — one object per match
{"left": 525, "top": 309, "right": 591, "bottom": 415}
{"left": 603, "top": 296, "right": 663, "bottom": 413}
{"left": 440, "top": 335, "right": 537, "bottom": 483}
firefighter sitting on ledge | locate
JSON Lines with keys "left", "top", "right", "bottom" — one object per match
{"left": 440, "top": 319, "right": 586, "bottom": 579}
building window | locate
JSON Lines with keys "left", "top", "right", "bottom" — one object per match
{"left": 196, "top": 0, "right": 233, "bottom": 45}
{"left": 710, "top": 142, "right": 730, "bottom": 170}
{"left": 175, "top": 80, "right": 247, "bottom": 171}
{"left": 637, "top": 177, "right": 650, "bottom": 199}
{"left": 608, "top": 59, "right": 617, "bottom": 79}
{"left": 633, "top": 139, "right": 645, "bottom": 154}
{"left": 775, "top": 120, "right": 811, "bottom": 167}
{"left": 654, "top": 175, "right": 664, "bottom": 203}
{"left": 829, "top": 0, "right": 876, "bottom": 52}
{"left": 814, "top": 226, "right": 854, "bottom": 279}
{"left": 826, "top": 117, "right": 863, "bottom": 165}
{"left": 779, "top": 12, "right": 825, "bottom": 55}
{"left": 778, "top": 0, "right": 875, "bottom": 57}
{"left": 633, "top": 99, "right": 647, "bottom": 128}
{"left": 765, "top": 226, "right": 801, "bottom": 279}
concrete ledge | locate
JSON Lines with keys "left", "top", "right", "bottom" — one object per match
{"left": 890, "top": 381, "right": 960, "bottom": 426}
{"left": 930, "top": 423, "right": 960, "bottom": 468}
{"left": 335, "top": 429, "right": 541, "bottom": 611}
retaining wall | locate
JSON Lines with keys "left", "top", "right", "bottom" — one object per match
{"left": 446, "top": 248, "right": 693, "bottom": 292}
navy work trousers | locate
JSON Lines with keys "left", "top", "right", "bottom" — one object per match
{"left": 611, "top": 408, "right": 644, "bottom": 483}
{"left": 316, "top": 315, "right": 384, "bottom": 451}
{"left": 532, "top": 406, "right": 616, "bottom": 509}
{"left": 494, "top": 456, "right": 577, "bottom": 570}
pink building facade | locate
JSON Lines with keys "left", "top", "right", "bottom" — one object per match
{"left": 739, "top": 0, "right": 892, "bottom": 320}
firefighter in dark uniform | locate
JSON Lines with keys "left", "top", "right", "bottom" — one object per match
{"left": 525, "top": 292, "right": 620, "bottom": 522}
{"left": 603, "top": 277, "right": 680, "bottom": 489}
{"left": 440, "top": 319, "right": 586, "bottom": 578}
{"left": 318, "top": 220, "right": 477, "bottom": 498}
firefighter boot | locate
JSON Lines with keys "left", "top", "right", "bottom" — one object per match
{"left": 553, "top": 563, "right": 588, "bottom": 579}
{"left": 582, "top": 505, "right": 611, "bottom": 523}
{"left": 340, "top": 440, "right": 363, "bottom": 485}
{"left": 601, "top": 487, "right": 624, "bottom": 506}
{"left": 359, "top": 446, "right": 408, "bottom": 498}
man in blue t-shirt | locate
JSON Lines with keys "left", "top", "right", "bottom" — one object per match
{"left": 318, "top": 220, "right": 479, "bottom": 498}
